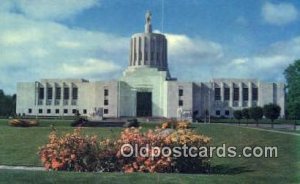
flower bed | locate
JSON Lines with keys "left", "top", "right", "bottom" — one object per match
{"left": 38, "top": 120, "right": 211, "bottom": 173}
{"left": 9, "top": 119, "right": 39, "bottom": 127}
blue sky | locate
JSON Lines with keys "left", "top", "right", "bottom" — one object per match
{"left": 1, "top": 0, "right": 300, "bottom": 94}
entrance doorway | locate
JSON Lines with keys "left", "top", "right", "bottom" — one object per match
{"left": 136, "top": 92, "right": 152, "bottom": 117}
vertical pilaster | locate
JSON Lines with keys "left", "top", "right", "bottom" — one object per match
{"left": 53, "top": 83, "right": 56, "bottom": 103}
{"left": 154, "top": 37, "right": 157, "bottom": 67}
{"left": 239, "top": 82, "right": 243, "bottom": 107}
{"left": 248, "top": 82, "right": 252, "bottom": 107}
{"left": 44, "top": 82, "right": 47, "bottom": 107}
{"left": 133, "top": 38, "right": 138, "bottom": 66}
{"left": 141, "top": 37, "right": 145, "bottom": 66}
{"left": 165, "top": 39, "right": 168, "bottom": 69}
{"left": 68, "top": 83, "right": 73, "bottom": 105}
{"left": 230, "top": 82, "right": 234, "bottom": 106}
{"left": 61, "top": 83, "right": 64, "bottom": 107}
{"left": 221, "top": 82, "right": 224, "bottom": 102}
{"left": 159, "top": 37, "right": 163, "bottom": 69}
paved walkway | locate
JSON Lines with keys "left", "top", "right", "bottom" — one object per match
{"left": 222, "top": 123, "right": 300, "bottom": 136}
{"left": 0, "top": 165, "right": 45, "bottom": 171}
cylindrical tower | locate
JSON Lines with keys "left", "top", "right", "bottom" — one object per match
{"left": 129, "top": 11, "right": 169, "bottom": 72}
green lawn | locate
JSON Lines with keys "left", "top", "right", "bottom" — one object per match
{"left": 0, "top": 119, "right": 299, "bottom": 184}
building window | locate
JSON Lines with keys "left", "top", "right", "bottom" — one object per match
{"left": 151, "top": 51, "right": 154, "bottom": 61}
{"left": 144, "top": 37, "right": 148, "bottom": 49}
{"left": 145, "top": 51, "right": 148, "bottom": 61}
{"left": 179, "top": 89, "right": 183, "bottom": 96}
{"left": 224, "top": 88, "right": 230, "bottom": 101}
{"left": 138, "top": 37, "right": 141, "bottom": 50}
{"left": 104, "top": 109, "right": 109, "bottom": 114}
{"left": 72, "top": 109, "right": 77, "bottom": 114}
{"left": 138, "top": 51, "right": 142, "bottom": 64}
{"left": 216, "top": 110, "right": 220, "bottom": 116}
{"left": 214, "top": 88, "right": 221, "bottom": 101}
{"left": 63, "top": 87, "right": 69, "bottom": 100}
{"left": 104, "top": 99, "right": 109, "bottom": 106}
{"left": 47, "top": 109, "right": 51, "bottom": 114}
{"left": 179, "top": 100, "right": 183, "bottom": 106}
{"left": 55, "top": 87, "right": 61, "bottom": 99}
{"left": 151, "top": 38, "right": 155, "bottom": 49}
{"left": 47, "top": 87, "right": 53, "bottom": 99}
{"left": 233, "top": 87, "right": 239, "bottom": 101}
{"left": 104, "top": 89, "right": 109, "bottom": 96}
{"left": 72, "top": 87, "right": 78, "bottom": 100}
{"left": 243, "top": 88, "right": 249, "bottom": 101}
{"left": 83, "top": 109, "right": 87, "bottom": 114}
{"left": 64, "top": 109, "right": 68, "bottom": 114}
{"left": 55, "top": 109, "right": 59, "bottom": 114}
{"left": 38, "top": 109, "right": 43, "bottom": 114}
{"left": 28, "top": 109, "right": 32, "bottom": 114}
{"left": 225, "top": 110, "right": 230, "bottom": 116}
{"left": 38, "top": 88, "right": 44, "bottom": 99}
{"left": 252, "top": 87, "right": 258, "bottom": 101}
{"left": 134, "top": 52, "right": 136, "bottom": 62}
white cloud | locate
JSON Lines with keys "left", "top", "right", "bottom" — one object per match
{"left": 61, "top": 58, "right": 121, "bottom": 76}
{"left": 0, "top": 12, "right": 128, "bottom": 94}
{"left": 2, "top": 0, "right": 100, "bottom": 20}
{"left": 166, "top": 33, "right": 224, "bottom": 63}
{"left": 214, "top": 37, "right": 300, "bottom": 82}
{"left": 262, "top": 2, "right": 298, "bottom": 25}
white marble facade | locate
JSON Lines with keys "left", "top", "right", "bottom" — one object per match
{"left": 16, "top": 11, "right": 285, "bottom": 118}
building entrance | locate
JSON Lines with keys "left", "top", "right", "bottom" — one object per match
{"left": 136, "top": 92, "right": 152, "bottom": 117}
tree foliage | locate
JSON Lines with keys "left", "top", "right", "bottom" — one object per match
{"left": 0, "top": 89, "right": 16, "bottom": 117}
{"left": 233, "top": 110, "right": 243, "bottom": 121}
{"left": 249, "top": 106, "right": 263, "bottom": 123}
{"left": 263, "top": 104, "right": 281, "bottom": 122}
{"left": 284, "top": 59, "right": 300, "bottom": 119}
{"left": 242, "top": 108, "right": 250, "bottom": 120}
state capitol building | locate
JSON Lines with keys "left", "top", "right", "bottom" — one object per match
{"left": 16, "top": 11, "right": 285, "bottom": 119}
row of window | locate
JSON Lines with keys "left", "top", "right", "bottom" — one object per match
{"left": 38, "top": 88, "right": 109, "bottom": 101}
{"left": 39, "top": 99, "right": 77, "bottom": 106}
{"left": 28, "top": 108, "right": 109, "bottom": 115}
{"left": 38, "top": 87, "right": 78, "bottom": 100}
{"left": 214, "top": 87, "right": 258, "bottom": 101}
{"left": 178, "top": 88, "right": 184, "bottom": 107}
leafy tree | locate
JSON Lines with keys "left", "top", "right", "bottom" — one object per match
{"left": 242, "top": 108, "right": 250, "bottom": 124}
{"left": 249, "top": 106, "right": 263, "bottom": 126}
{"left": 284, "top": 60, "right": 300, "bottom": 119}
{"left": 233, "top": 110, "right": 243, "bottom": 124}
{"left": 263, "top": 104, "right": 281, "bottom": 122}
{"left": 0, "top": 89, "right": 16, "bottom": 117}
{"left": 263, "top": 104, "right": 281, "bottom": 128}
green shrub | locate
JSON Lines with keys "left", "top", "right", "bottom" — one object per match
{"left": 233, "top": 110, "right": 243, "bottom": 123}
{"left": 123, "top": 119, "right": 140, "bottom": 128}
{"left": 263, "top": 104, "right": 281, "bottom": 122}
{"left": 249, "top": 106, "right": 263, "bottom": 124}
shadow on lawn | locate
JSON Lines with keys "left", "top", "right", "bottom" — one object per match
{"left": 171, "top": 164, "right": 253, "bottom": 175}
{"left": 208, "top": 164, "right": 253, "bottom": 175}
